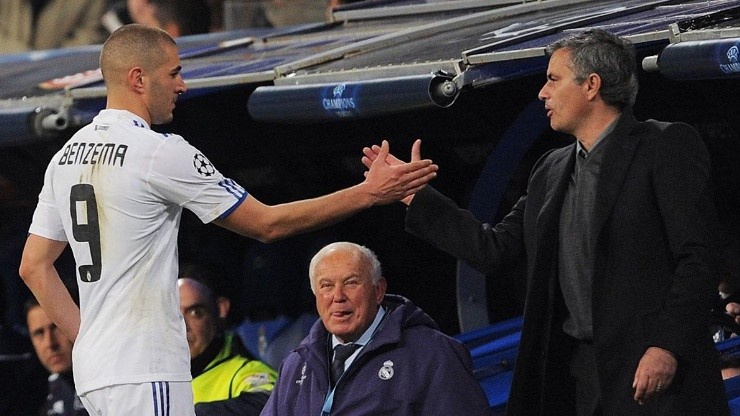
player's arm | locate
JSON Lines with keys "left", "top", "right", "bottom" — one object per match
{"left": 214, "top": 140, "right": 437, "bottom": 243}
{"left": 19, "top": 234, "right": 81, "bottom": 342}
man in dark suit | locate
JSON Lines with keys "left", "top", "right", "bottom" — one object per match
{"left": 362, "top": 29, "right": 727, "bottom": 416}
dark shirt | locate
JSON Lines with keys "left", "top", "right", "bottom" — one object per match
{"left": 0, "top": 325, "right": 46, "bottom": 416}
{"left": 46, "top": 372, "right": 88, "bottom": 416}
{"left": 31, "top": 0, "right": 51, "bottom": 24}
{"left": 558, "top": 122, "right": 615, "bottom": 340}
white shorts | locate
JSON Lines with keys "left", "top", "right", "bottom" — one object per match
{"left": 79, "top": 381, "right": 195, "bottom": 416}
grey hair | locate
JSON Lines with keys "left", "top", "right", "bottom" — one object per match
{"left": 308, "top": 242, "right": 382, "bottom": 294}
{"left": 546, "top": 28, "right": 639, "bottom": 109}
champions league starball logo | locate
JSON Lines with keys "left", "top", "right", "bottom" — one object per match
{"left": 193, "top": 153, "right": 215, "bottom": 177}
{"left": 333, "top": 84, "right": 345, "bottom": 98}
{"left": 728, "top": 46, "right": 739, "bottom": 63}
{"left": 720, "top": 45, "right": 740, "bottom": 75}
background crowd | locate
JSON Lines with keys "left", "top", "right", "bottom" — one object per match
{"left": 0, "top": 0, "right": 366, "bottom": 55}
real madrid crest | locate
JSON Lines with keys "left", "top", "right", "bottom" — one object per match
{"left": 378, "top": 360, "right": 394, "bottom": 380}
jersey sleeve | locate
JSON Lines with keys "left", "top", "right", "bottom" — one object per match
{"left": 147, "top": 136, "right": 249, "bottom": 224}
{"left": 28, "top": 162, "right": 68, "bottom": 242}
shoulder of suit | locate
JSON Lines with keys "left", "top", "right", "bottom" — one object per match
{"left": 631, "top": 119, "right": 699, "bottom": 144}
{"left": 538, "top": 144, "right": 572, "bottom": 166}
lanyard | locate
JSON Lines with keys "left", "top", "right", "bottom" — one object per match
{"left": 320, "top": 387, "right": 336, "bottom": 416}
{"left": 319, "top": 307, "right": 389, "bottom": 416}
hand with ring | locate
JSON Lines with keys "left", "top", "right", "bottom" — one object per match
{"left": 633, "top": 347, "right": 677, "bottom": 404}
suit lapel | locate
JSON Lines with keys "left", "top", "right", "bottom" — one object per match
{"left": 536, "top": 145, "right": 575, "bottom": 242}
{"left": 592, "top": 110, "right": 642, "bottom": 241}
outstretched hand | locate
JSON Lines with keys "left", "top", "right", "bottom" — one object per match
{"left": 362, "top": 140, "right": 436, "bottom": 206}
{"left": 363, "top": 138, "right": 422, "bottom": 168}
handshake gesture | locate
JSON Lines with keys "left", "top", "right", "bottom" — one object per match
{"left": 362, "top": 139, "right": 433, "bottom": 205}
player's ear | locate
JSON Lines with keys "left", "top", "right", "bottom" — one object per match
{"left": 128, "top": 67, "right": 145, "bottom": 93}
{"left": 216, "top": 296, "right": 230, "bottom": 320}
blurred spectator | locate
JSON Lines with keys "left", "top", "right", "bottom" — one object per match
{"left": 0, "top": 285, "right": 46, "bottom": 416}
{"left": 206, "top": 0, "right": 225, "bottom": 32}
{"left": 0, "top": 0, "right": 107, "bottom": 54}
{"left": 25, "top": 296, "right": 89, "bottom": 416}
{"left": 179, "top": 262, "right": 232, "bottom": 323}
{"left": 263, "top": 0, "right": 330, "bottom": 27}
{"left": 130, "top": 0, "right": 212, "bottom": 37}
{"left": 221, "top": 0, "right": 348, "bottom": 30}
{"left": 221, "top": 0, "right": 269, "bottom": 29}
{"left": 178, "top": 277, "right": 276, "bottom": 416}
{"left": 101, "top": 1, "right": 133, "bottom": 34}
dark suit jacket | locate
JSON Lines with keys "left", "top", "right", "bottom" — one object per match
{"left": 406, "top": 109, "right": 728, "bottom": 416}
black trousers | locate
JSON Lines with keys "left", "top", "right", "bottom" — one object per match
{"left": 569, "top": 339, "right": 603, "bottom": 416}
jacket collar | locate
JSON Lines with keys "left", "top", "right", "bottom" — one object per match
{"left": 592, "top": 107, "right": 641, "bottom": 240}
{"left": 535, "top": 107, "right": 641, "bottom": 243}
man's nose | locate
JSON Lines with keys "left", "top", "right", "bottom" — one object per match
{"left": 45, "top": 332, "right": 60, "bottom": 349}
{"left": 332, "top": 285, "right": 348, "bottom": 302}
{"left": 538, "top": 85, "right": 548, "bottom": 101}
{"left": 178, "top": 78, "right": 187, "bottom": 94}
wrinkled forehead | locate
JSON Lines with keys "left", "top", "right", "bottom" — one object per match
{"left": 316, "top": 249, "right": 371, "bottom": 276}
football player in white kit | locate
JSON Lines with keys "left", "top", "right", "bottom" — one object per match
{"left": 18, "top": 24, "right": 437, "bottom": 416}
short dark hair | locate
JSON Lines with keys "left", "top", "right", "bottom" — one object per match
{"left": 151, "top": 0, "right": 212, "bottom": 36}
{"left": 100, "top": 23, "right": 177, "bottom": 83}
{"left": 23, "top": 295, "right": 41, "bottom": 319}
{"left": 546, "top": 28, "right": 639, "bottom": 110}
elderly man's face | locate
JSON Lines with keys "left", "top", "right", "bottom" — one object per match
{"left": 313, "top": 249, "right": 386, "bottom": 343}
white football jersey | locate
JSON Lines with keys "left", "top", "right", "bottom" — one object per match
{"left": 29, "top": 109, "right": 248, "bottom": 394}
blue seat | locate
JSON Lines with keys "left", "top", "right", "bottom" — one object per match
{"left": 729, "top": 395, "right": 740, "bottom": 416}
{"left": 454, "top": 316, "right": 524, "bottom": 351}
{"left": 717, "top": 337, "right": 740, "bottom": 356}
{"left": 469, "top": 332, "right": 520, "bottom": 377}
{"left": 727, "top": 375, "right": 740, "bottom": 400}
{"left": 479, "top": 369, "right": 513, "bottom": 415}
